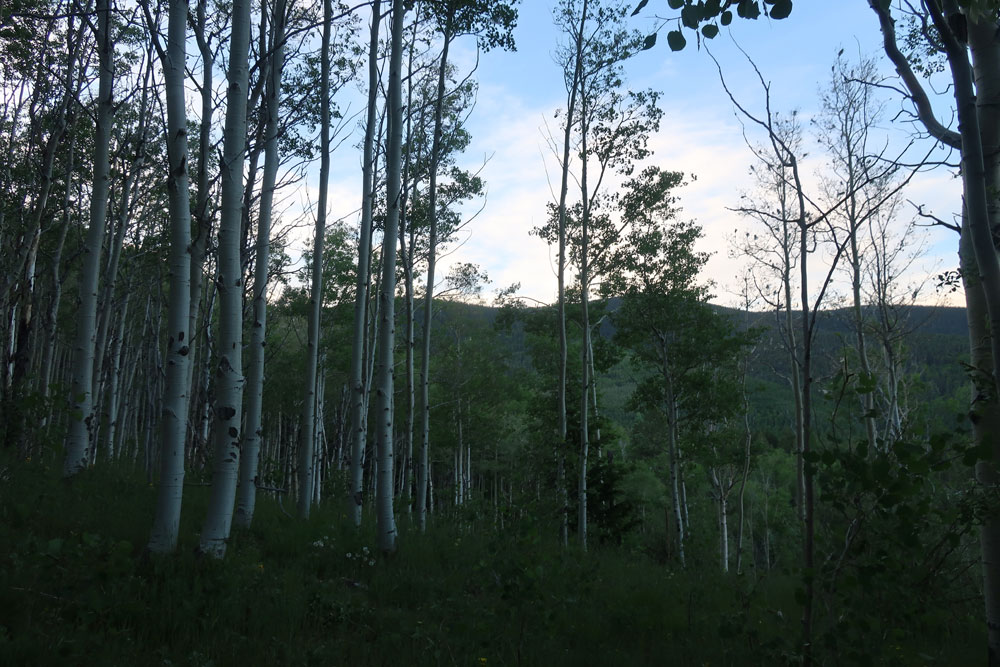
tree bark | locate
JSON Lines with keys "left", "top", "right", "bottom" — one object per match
{"left": 348, "top": 0, "right": 381, "bottom": 529}
{"left": 236, "top": 0, "right": 288, "bottom": 528}
{"left": 64, "top": 0, "right": 114, "bottom": 476}
{"left": 148, "top": 0, "right": 194, "bottom": 554}
{"left": 374, "top": 0, "right": 407, "bottom": 554}
{"left": 198, "top": 0, "right": 252, "bottom": 558}
{"left": 293, "top": 0, "right": 330, "bottom": 521}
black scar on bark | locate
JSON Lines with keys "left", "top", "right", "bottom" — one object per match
{"left": 218, "top": 406, "right": 237, "bottom": 421}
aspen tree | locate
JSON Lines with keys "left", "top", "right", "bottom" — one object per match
{"left": 64, "top": 0, "right": 114, "bottom": 476}
{"left": 407, "top": 0, "right": 517, "bottom": 530}
{"left": 148, "top": 0, "right": 194, "bottom": 554}
{"left": 866, "top": 3, "right": 1000, "bottom": 660}
{"left": 236, "top": 0, "right": 288, "bottom": 528}
{"left": 185, "top": 0, "right": 217, "bottom": 449}
{"left": 550, "top": 0, "right": 658, "bottom": 548}
{"left": 373, "top": 0, "right": 407, "bottom": 553}
{"left": 294, "top": 0, "right": 331, "bottom": 521}
{"left": 199, "top": 0, "right": 252, "bottom": 558}
{"left": 348, "top": 0, "right": 381, "bottom": 528}
{"left": 416, "top": 2, "right": 458, "bottom": 531}
{"left": 553, "top": 0, "right": 587, "bottom": 547}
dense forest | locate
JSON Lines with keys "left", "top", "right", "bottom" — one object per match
{"left": 1, "top": 0, "right": 999, "bottom": 664}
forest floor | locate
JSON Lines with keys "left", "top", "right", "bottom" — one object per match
{"left": 0, "top": 450, "right": 982, "bottom": 666}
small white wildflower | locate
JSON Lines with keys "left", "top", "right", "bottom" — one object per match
{"left": 346, "top": 552, "right": 353, "bottom": 559}
{"left": 362, "top": 546, "right": 369, "bottom": 554}
{"left": 368, "top": 559, "right": 375, "bottom": 566}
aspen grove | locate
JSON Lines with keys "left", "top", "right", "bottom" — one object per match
{"left": 2, "top": 0, "right": 999, "bottom": 664}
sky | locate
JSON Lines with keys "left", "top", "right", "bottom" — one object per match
{"left": 313, "top": 1, "right": 963, "bottom": 310}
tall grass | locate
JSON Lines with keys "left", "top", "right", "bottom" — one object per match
{"left": 0, "top": 451, "right": 981, "bottom": 665}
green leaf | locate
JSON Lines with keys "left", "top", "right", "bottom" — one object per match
{"left": 737, "top": 0, "right": 761, "bottom": 19}
{"left": 681, "top": 4, "right": 701, "bottom": 28}
{"left": 702, "top": 23, "right": 719, "bottom": 38}
{"left": 769, "top": 0, "right": 792, "bottom": 19}
{"left": 642, "top": 33, "right": 657, "bottom": 50}
{"left": 631, "top": 0, "right": 649, "bottom": 16}
{"left": 668, "top": 0, "right": 685, "bottom": 8}
{"left": 667, "top": 30, "right": 686, "bottom": 51}
{"left": 720, "top": 10, "right": 733, "bottom": 25}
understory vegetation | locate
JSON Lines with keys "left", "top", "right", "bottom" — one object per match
{"left": 0, "top": 415, "right": 986, "bottom": 666}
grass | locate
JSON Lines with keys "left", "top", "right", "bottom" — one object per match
{"left": 0, "top": 451, "right": 984, "bottom": 666}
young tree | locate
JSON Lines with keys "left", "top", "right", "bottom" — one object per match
{"left": 293, "top": 0, "right": 333, "bottom": 521}
{"left": 414, "top": 0, "right": 518, "bottom": 533}
{"left": 548, "top": 0, "right": 659, "bottom": 549}
{"left": 347, "top": 0, "right": 381, "bottom": 529}
{"left": 604, "top": 166, "right": 749, "bottom": 566}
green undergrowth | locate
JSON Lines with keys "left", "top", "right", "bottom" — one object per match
{"left": 0, "top": 454, "right": 982, "bottom": 666}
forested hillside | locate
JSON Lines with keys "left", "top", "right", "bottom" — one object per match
{"left": 2, "top": 0, "right": 999, "bottom": 665}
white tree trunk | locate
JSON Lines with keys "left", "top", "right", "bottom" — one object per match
{"left": 293, "top": 0, "right": 329, "bottom": 520}
{"left": 64, "top": 0, "right": 113, "bottom": 476}
{"left": 236, "top": 0, "right": 288, "bottom": 528}
{"left": 148, "top": 0, "right": 193, "bottom": 554}
{"left": 198, "top": 0, "right": 252, "bottom": 558}
{"left": 374, "top": 0, "right": 406, "bottom": 554}
{"left": 348, "top": 0, "right": 381, "bottom": 528}
{"left": 718, "top": 481, "right": 729, "bottom": 573}
{"left": 104, "top": 295, "right": 129, "bottom": 459}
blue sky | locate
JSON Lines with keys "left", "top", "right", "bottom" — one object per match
{"left": 321, "top": 1, "right": 963, "bottom": 308}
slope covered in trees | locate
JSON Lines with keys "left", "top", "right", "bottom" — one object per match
{"left": 0, "top": 0, "right": 997, "bottom": 664}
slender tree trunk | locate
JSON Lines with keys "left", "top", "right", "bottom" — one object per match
{"left": 236, "top": 0, "right": 288, "bottom": 528}
{"left": 148, "top": 0, "right": 194, "bottom": 554}
{"left": 578, "top": 83, "right": 591, "bottom": 552}
{"left": 93, "top": 77, "right": 150, "bottom": 421}
{"left": 348, "top": 0, "right": 381, "bottom": 528}
{"left": 665, "top": 372, "right": 685, "bottom": 567}
{"left": 838, "top": 142, "right": 878, "bottom": 449}
{"left": 711, "top": 468, "right": 729, "bottom": 573}
{"left": 185, "top": 0, "right": 215, "bottom": 436}
{"left": 198, "top": 0, "right": 252, "bottom": 558}
{"left": 374, "top": 0, "right": 406, "bottom": 554}
{"left": 39, "top": 136, "right": 76, "bottom": 405}
{"left": 416, "top": 14, "right": 455, "bottom": 532}
{"left": 104, "top": 296, "right": 128, "bottom": 459}
{"left": 291, "top": 0, "right": 331, "bottom": 521}
{"left": 736, "top": 364, "right": 752, "bottom": 575}
{"left": 554, "top": 0, "right": 587, "bottom": 548}
{"left": 64, "top": 0, "right": 114, "bottom": 476}
{"left": 792, "top": 155, "right": 815, "bottom": 663}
